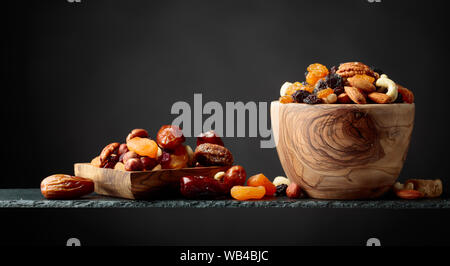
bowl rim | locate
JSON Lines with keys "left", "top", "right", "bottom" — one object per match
{"left": 271, "top": 100, "right": 415, "bottom": 108}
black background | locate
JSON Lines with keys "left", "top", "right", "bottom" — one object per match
{"left": 3, "top": 0, "right": 449, "bottom": 191}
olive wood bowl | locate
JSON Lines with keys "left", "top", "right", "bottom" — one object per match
{"left": 271, "top": 101, "right": 415, "bottom": 199}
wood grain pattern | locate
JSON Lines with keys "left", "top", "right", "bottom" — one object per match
{"left": 271, "top": 102, "right": 415, "bottom": 199}
{"left": 74, "top": 163, "right": 228, "bottom": 199}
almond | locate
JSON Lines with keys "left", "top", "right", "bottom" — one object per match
{"left": 337, "top": 93, "right": 352, "bottom": 104}
{"left": 41, "top": 174, "right": 94, "bottom": 199}
{"left": 368, "top": 92, "right": 391, "bottom": 104}
{"left": 395, "top": 189, "right": 424, "bottom": 200}
{"left": 347, "top": 76, "right": 376, "bottom": 93}
{"left": 344, "top": 86, "right": 366, "bottom": 104}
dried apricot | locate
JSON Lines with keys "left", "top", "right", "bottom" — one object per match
{"left": 306, "top": 63, "right": 329, "bottom": 86}
{"left": 246, "top": 173, "right": 276, "bottom": 196}
{"left": 126, "top": 137, "right": 158, "bottom": 158}
{"left": 317, "top": 88, "right": 334, "bottom": 98}
{"left": 307, "top": 63, "right": 329, "bottom": 75}
{"left": 231, "top": 186, "right": 266, "bottom": 201}
{"left": 279, "top": 95, "right": 294, "bottom": 104}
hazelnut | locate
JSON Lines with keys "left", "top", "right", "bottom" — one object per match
{"left": 122, "top": 151, "right": 139, "bottom": 164}
{"left": 286, "top": 183, "right": 304, "bottom": 199}
{"left": 126, "top": 128, "right": 149, "bottom": 142}
{"left": 124, "top": 158, "right": 144, "bottom": 171}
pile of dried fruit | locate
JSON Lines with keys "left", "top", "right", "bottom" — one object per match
{"left": 279, "top": 62, "right": 415, "bottom": 105}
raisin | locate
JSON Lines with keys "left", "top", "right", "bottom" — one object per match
{"left": 231, "top": 186, "right": 266, "bottom": 201}
{"left": 247, "top": 174, "right": 276, "bottom": 196}
{"left": 292, "top": 90, "right": 310, "bottom": 103}
{"left": 275, "top": 184, "right": 288, "bottom": 196}
{"left": 330, "top": 65, "right": 338, "bottom": 74}
{"left": 313, "top": 79, "right": 328, "bottom": 94}
{"left": 324, "top": 72, "right": 343, "bottom": 90}
{"left": 303, "top": 95, "right": 323, "bottom": 104}
{"left": 333, "top": 86, "right": 345, "bottom": 96}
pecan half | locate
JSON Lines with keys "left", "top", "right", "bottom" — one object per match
{"left": 99, "top": 142, "right": 120, "bottom": 167}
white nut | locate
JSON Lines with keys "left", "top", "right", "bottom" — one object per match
{"left": 375, "top": 74, "right": 398, "bottom": 102}
{"left": 280, "top": 82, "right": 293, "bottom": 97}
{"left": 157, "top": 147, "right": 163, "bottom": 159}
{"left": 273, "top": 176, "right": 290, "bottom": 187}
{"left": 152, "top": 164, "right": 162, "bottom": 171}
{"left": 323, "top": 93, "right": 337, "bottom": 104}
{"left": 214, "top": 171, "right": 226, "bottom": 181}
{"left": 393, "top": 182, "right": 404, "bottom": 192}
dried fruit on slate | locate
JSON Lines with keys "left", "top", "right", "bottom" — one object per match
{"left": 231, "top": 186, "right": 266, "bottom": 201}
{"left": 279, "top": 95, "right": 294, "bottom": 104}
{"left": 275, "top": 184, "right": 288, "bottom": 196}
{"left": 286, "top": 183, "right": 304, "bottom": 199}
{"left": 292, "top": 90, "right": 311, "bottom": 103}
{"left": 303, "top": 95, "right": 323, "bottom": 104}
{"left": 396, "top": 189, "right": 424, "bottom": 200}
{"left": 127, "top": 137, "right": 159, "bottom": 158}
{"left": 180, "top": 176, "right": 230, "bottom": 199}
{"left": 41, "top": 174, "right": 94, "bottom": 200}
{"left": 247, "top": 173, "right": 276, "bottom": 196}
{"left": 223, "top": 165, "right": 247, "bottom": 187}
{"left": 317, "top": 88, "right": 334, "bottom": 99}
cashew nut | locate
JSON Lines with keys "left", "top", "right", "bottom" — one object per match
{"left": 214, "top": 171, "right": 226, "bottom": 181}
{"left": 375, "top": 74, "right": 398, "bottom": 102}
{"left": 280, "top": 82, "right": 292, "bottom": 96}
{"left": 273, "top": 176, "right": 290, "bottom": 187}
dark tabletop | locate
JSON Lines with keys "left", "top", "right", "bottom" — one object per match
{"left": 0, "top": 189, "right": 449, "bottom": 208}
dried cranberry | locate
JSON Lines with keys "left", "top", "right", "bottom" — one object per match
{"left": 292, "top": 90, "right": 311, "bottom": 103}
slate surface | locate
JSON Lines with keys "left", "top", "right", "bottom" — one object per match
{"left": 1, "top": 189, "right": 449, "bottom": 208}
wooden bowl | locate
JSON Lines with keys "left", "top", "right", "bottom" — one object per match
{"left": 271, "top": 101, "right": 415, "bottom": 199}
{"left": 74, "top": 163, "right": 228, "bottom": 199}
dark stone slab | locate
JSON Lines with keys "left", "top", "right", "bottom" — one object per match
{"left": 1, "top": 189, "right": 449, "bottom": 208}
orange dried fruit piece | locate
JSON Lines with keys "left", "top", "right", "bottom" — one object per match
{"left": 231, "top": 186, "right": 266, "bottom": 201}
{"left": 352, "top": 74, "right": 375, "bottom": 84}
{"left": 317, "top": 88, "right": 334, "bottom": 98}
{"left": 307, "top": 63, "right": 329, "bottom": 75}
{"left": 247, "top": 173, "right": 276, "bottom": 196}
{"left": 306, "top": 72, "right": 322, "bottom": 86}
{"left": 126, "top": 137, "right": 158, "bottom": 158}
{"left": 303, "top": 84, "right": 315, "bottom": 93}
{"left": 279, "top": 95, "right": 294, "bottom": 104}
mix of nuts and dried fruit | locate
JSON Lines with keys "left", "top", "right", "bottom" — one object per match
{"left": 278, "top": 62, "right": 415, "bottom": 105}
{"left": 40, "top": 125, "right": 443, "bottom": 201}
